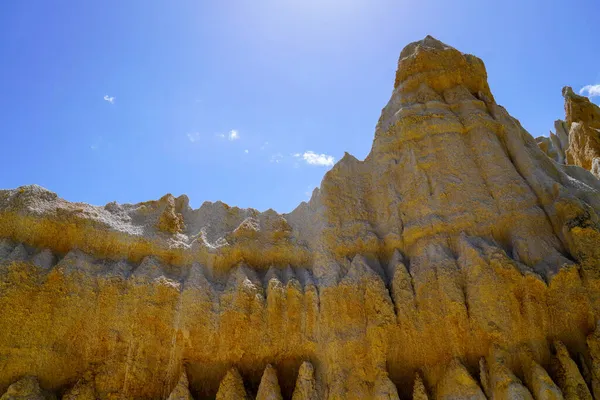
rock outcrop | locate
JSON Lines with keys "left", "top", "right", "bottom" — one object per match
{"left": 215, "top": 369, "right": 249, "bottom": 400}
{"left": 166, "top": 371, "right": 193, "bottom": 400}
{"left": 536, "top": 87, "right": 600, "bottom": 178}
{"left": 536, "top": 120, "right": 570, "bottom": 164}
{"left": 0, "top": 376, "right": 54, "bottom": 400}
{"left": 2, "top": 35, "right": 600, "bottom": 399}
{"left": 256, "top": 365, "right": 283, "bottom": 400}
{"left": 563, "top": 87, "right": 600, "bottom": 175}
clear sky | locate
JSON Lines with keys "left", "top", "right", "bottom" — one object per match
{"left": 1, "top": 1, "right": 599, "bottom": 213}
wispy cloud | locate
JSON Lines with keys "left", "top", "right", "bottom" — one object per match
{"left": 580, "top": 84, "right": 600, "bottom": 98}
{"left": 244, "top": 149, "right": 249, "bottom": 154}
{"left": 187, "top": 132, "right": 201, "bottom": 142}
{"left": 294, "top": 151, "right": 335, "bottom": 167}
{"left": 103, "top": 95, "right": 115, "bottom": 104}
{"left": 260, "top": 142, "right": 269, "bottom": 150}
{"left": 270, "top": 153, "right": 283, "bottom": 163}
{"left": 216, "top": 130, "right": 240, "bottom": 141}
{"left": 90, "top": 136, "right": 103, "bottom": 151}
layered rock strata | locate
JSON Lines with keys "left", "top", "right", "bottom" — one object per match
{"left": 2, "top": 36, "right": 600, "bottom": 399}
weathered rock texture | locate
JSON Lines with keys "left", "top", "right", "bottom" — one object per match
{"left": 536, "top": 87, "right": 600, "bottom": 179}
{"left": 2, "top": 36, "right": 600, "bottom": 399}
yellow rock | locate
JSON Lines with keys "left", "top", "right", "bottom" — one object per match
{"left": 2, "top": 36, "right": 600, "bottom": 399}
{"left": 166, "top": 371, "right": 193, "bottom": 400}
{"left": 520, "top": 350, "right": 564, "bottom": 400}
{"left": 291, "top": 362, "right": 318, "bottom": 400}
{"left": 215, "top": 369, "right": 248, "bottom": 400}
{"left": 413, "top": 373, "right": 430, "bottom": 400}
{"left": 256, "top": 365, "right": 283, "bottom": 400}
{"left": 550, "top": 341, "right": 592, "bottom": 400}
{"left": 436, "top": 359, "right": 486, "bottom": 400}
{"left": 563, "top": 87, "right": 600, "bottom": 175}
{"left": 0, "top": 377, "right": 54, "bottom": 400}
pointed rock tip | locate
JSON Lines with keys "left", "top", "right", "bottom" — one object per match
{"left": 298, "top": 361, "right": 315, "bottom": 377}
{"left": 399, "top": 35, "right": 453, "bottom": 61}
{"left": 256, "top": 364, "right": 283, "bottom": 400}
{"left": 339, "top": 152, "right": 358, "bottom": 164}
{"left": 562, "top": 86, "right": 574, "bottom": 97}
{"left": 216, "top": 368, "right": 248, "bottom": 400}
{"left": 292, "top": 361, "right": 318, "bottom": 400}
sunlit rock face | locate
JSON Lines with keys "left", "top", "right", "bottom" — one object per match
{"left": 536, "top": 86, "right": 600, "bottom": 179}
{"left": 563, "top": 87, "right": 600, "bottom": 177}
{"left": 2, "top": 36, "right": 600, "bottom": 399}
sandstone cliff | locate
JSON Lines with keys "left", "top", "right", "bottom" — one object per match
{"left": 536, "top": 87, "right": 600, "bottom": 179}
{"left": 2, "top": 36, "right": 600, "bottom": 399}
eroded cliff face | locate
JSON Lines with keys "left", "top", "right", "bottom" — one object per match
{"left": 536, "top": 87, "right": 600, "bottom": 179}
{"left": 2, "top": 36, "right": 600, "bottom": 399}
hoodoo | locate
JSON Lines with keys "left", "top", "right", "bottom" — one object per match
{"left": 2, "top": 36, "right": 600, "bottom": 399}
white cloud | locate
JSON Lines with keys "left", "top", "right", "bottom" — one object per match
{"left": 580, "top": 84, "right": 600, "bottom": 98}
{"left": 103, "top": 95, "right": 115, "bottom": 104}
{"left": 260, "top": 142, "right": 269, "bottom": 150}
{"left": 216, "top": 130, "right": 239, "bottom": 141}
{"left": 244, "top": 149, "right": 249, "bottom": 154}
{"left": 187, "top": 132, "right": 201, "bottom": 142}
{"left": 294, "top": 151, "right": 335, "bottom": 167}
{"left": 270, "top": 153, "right": 283, "bottom": 163}
{"left": 228, "top": 130, "right": 239, "bottom": 141}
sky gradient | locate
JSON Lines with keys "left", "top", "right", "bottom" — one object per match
{"left": 1, "top": 0, "right": 599, "bottom": 213}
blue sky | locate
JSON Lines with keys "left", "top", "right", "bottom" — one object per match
{"left": 1, "top": 1, "right": 599, "bottom": 213}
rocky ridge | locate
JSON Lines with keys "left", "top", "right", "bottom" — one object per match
{"left": 2, "top": 36, "right": 600, "bottom": 399}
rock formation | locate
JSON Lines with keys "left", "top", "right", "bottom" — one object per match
{"left": 0, "top": 376, "right": 55, "bottom": 400}
{"left": 536, "top": 87, "right": 600, "bottom": 178}
{"left": 536, "top": 120, "right": 569, "bottom": 164}
{"left": 256, "top": 365, "right": 283, "bottom": 400}
{"left": 563, "top": 87, "right": 600, "bottom": 175}
{"left": 166, "top": 372, "right": 193, "bottom": 400}
{"left": 216, "top": 369, "right": 249, "bottom": 400}
{"left": 2, "top": 35, "right": 600, "bottom": 399}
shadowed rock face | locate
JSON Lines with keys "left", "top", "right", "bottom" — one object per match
{"left": 2, "top": 36, "right": 600, "bottom": 399}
